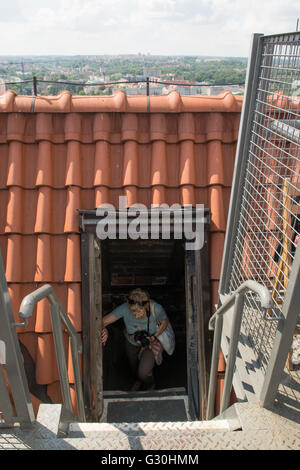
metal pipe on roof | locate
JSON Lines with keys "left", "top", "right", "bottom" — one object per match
{"left": 207, "top": 280, "right": 272, "bottom": 419}
{"left": 269, "top": 119, "right": 300, "bottom": 145}
{"left": 18, "top": 283, "right": 85, "bottom": 422}
{"left": 18, "top": 284, "right": 53, "bottom": 319}
{"left": 209, "top": 280, "right": 272, "bottom": 331}
{"left": 235, "top": 280, "right": 272, "bottom": 309}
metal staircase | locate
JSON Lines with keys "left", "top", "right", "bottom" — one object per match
{"left": 1, "top": 30, "right": 300, "bottom": 449}
{"left": 1, "top": 402, "right": 299, "bottom": 450}
{"left": 217, "top": 32, "right": 300, "bottom": 413}
{"left": 0, "top": 250, "right": 85, "bottom": 428}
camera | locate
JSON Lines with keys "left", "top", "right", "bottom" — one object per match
{"left": 134, "top": 330, "right": 150, "bottom": 347}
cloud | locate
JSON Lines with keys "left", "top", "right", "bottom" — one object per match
{"left": 0, "top": 0, "right": 298, "bottom": 56}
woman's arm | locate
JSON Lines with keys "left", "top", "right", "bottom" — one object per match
{"left": 101, "top": 313, "right": 119, "bottom": 345}
{"left": 102, "top": 313, "right": 119, "bottom": 328}
{"left": 154, "top": 318, "right": 169, "bottom": 338}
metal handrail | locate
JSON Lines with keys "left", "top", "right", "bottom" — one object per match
{"left": 206, "top": 280, "right": 272, "bottom": 420}
{"left": 18, "top": 284, "right": 86, "bottom": 422}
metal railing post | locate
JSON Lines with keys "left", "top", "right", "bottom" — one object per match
{"left": 220, "top": 293, "right": 245, "bottom": 413}
{"left": 18, "top": 284, "right": 86, "bottom": 422}
{"left": 49, "top": 290, "right": 86, "bottom": 421}
{"left": 260, "top": 244, "right": 300, "bottom": 407}
{"left": 33, "top": 76, "right": 37, "bottom": 96}
{"left": 49, "top": 303, "right": 73, "bottom": 415}
{"left": 218, "top": 33, "right": 263, "bottom": 297}
{"left": 0, "top": 251, "right": 34, "bottom": 427}
{"left": 0, "top": 365, "right": 14, "bottom": 426}
{"left": 69, "top": 333, "right": 85, "bottom": 421}
{"left": 206, "top": 313, "right": 223, "bottom": 420}
{"left": 206, "top": 280, "right": 272, "bottom": 419}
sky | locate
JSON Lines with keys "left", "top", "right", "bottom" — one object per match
{"left": 0, "top": 0, "right": 299, "bottom": 57}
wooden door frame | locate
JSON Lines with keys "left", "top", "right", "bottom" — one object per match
{"left": 80, "top": 231, "right": 103, "bottom": 421}
{"left": 185, "top": 241, "right": 212, "bottom": 420}
{"left": 79, "top": 208, "right": 211, "bottom": 421}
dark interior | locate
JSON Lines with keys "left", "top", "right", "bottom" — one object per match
{"left": 99, "top": 238, "right": 187, "bottom": 393}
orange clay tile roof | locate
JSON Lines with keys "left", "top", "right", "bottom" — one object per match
{"left": 0, "top": 89, "right": 242, "bottom": 113}
{"left": 0, "top": 90, "right": 242, "bottom": 414}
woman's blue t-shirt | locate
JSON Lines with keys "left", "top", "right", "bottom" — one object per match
{"left": 112, "top": 301, "right": 167, "bottom": 346}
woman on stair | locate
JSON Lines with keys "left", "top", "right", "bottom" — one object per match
{"left": 101, "top": 288, "right": 169, "bottom": 391}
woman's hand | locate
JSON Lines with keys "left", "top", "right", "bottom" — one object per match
{"left": 101, "top": 327, "right": 109, "bottom": 345}
{"left": 149, "top": 337, "right": 163, "bottom": 364}
{"left": 148, "top": 335, "right": 157, "bottom": 343}
{"left": 154, "top": 319, "right": 169, "bottom": 337}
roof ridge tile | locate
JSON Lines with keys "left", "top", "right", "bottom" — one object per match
{"left": 0, "top": 90, "right": 243, "bottom": 113}
{"left": 0, "top": 90, "right": 16, "bottom": 112}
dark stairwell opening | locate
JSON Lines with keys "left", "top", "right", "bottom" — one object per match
{"left": 100, "top": 238, "right": 187, "bottom": 393}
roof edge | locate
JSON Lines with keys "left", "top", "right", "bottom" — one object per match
{"left": 0, "top": 89, "right": 243, "bottom": 113}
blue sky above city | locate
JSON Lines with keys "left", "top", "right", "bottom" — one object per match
{"left": 0, "top": 0, "right": 299, "bottom": 57}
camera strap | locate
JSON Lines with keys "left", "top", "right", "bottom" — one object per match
{"left": 146, "top": 308, "right": 150, "bottom": 336}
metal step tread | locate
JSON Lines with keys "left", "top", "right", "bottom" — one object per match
{"left": 1, "top": 427, "right": 299, "bottom": 450}
{"left": 0, "top": 403, "right": 299, "bottom": 450}
{"left": 68, "top": 418, "right": 238, "bottom": 438}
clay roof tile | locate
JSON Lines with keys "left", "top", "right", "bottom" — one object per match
{"left": 0, "top": 90, "right": 243, "bottom": 391}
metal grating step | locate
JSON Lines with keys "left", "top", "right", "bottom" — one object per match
{"left": 101, "top": 393, "right": 190, "bottom": 423}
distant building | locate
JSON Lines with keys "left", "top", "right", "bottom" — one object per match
{"left": 202, "top": 85, "right": 244, "bottom": 95}
{"left": 175, "top": 86, "right": 201, "bottom": 95}
{"left": 123, "top": 87, "right": 145, "bottom": 95}
{"left": 143, "top": 69, "right": 161, "bottom": 78}
{"left": 83, "top": 79, "right": 105, "bottom": 94}
{"left": 203, "top": 58, "right": 223, "bottom": 62}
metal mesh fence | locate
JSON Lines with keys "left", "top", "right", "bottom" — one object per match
{"left": 228, "top": 33, "right": 300, "bottom": 380}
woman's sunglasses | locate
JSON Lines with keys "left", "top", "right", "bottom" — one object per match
{"left": 127, "top": 298, "right": 149, "bottom": 307}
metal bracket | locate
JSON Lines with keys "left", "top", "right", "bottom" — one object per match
{"left": 13, "top": 319, "right": 29, "bottom": 328}
{"left": 79, "top": 212, "right": 86, "bottom": 232}
{"left": 30, "top": 96, "right": 36, "bottom": 113}
{"left": 262, "top": 307, "right": 285, "bottom": 322}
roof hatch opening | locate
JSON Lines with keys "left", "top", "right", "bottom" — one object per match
{"left": 80, "top": 208, "right": 212, "bottom": 422}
